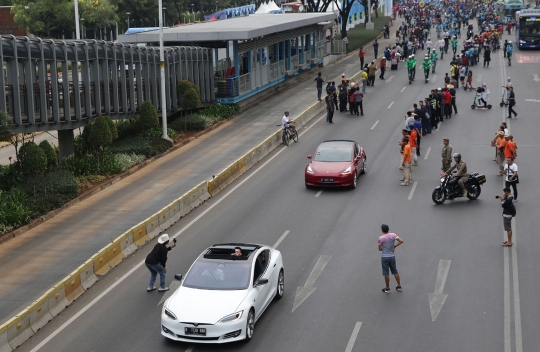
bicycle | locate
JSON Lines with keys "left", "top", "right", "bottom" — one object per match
{"left": 277, "top": 123, "right": 298, "bottom": 146}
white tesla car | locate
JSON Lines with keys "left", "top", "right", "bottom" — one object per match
{"left": 161, "top": 243, "right": 284, "bottom": 343}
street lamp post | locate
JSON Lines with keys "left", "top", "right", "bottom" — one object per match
{"left": 163, "top": 7, "right": 167, "bottom": 27}
{"left": 159, "top": 0, "right": 170, "bottom": 140}
{"left": 80, "top": 18, "right": 85, "bottom": 39}
{"left": 74, "top": 0, "right": 81, "bottom": 39}
{"left": 126, "top": 12, "right": 131, "bottom": 29}
{"left": 191, "top": 4, "right": 195, "bottom": 22}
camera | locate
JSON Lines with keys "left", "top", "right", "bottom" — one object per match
{"left": 173, "top": 238, "right": 177, "bottom": 244}
{"left": 495, "top": 195, "right": 500, "bottom": 199}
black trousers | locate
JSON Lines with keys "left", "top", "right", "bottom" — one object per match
{"left": 339, "top": 95, "right": 347, "bottom": 112}
{"left": 451, "top": 98, "right": 458, "bottom": 113}
{"left": 379, "top": 67, "right": 386, "bottom": 79}
{"left": 505, "top": 180, "right": 518, "bottom": 199}
{"left": 369, "top": 75, "right": 376, "bottom": 86}
{"left": 508, "top": 104, "right": 517, "bottom": 118}
{"left": 360, "top": 57, "right": 364, "bottom": 69}
{"left": 356, "top": 101, "right": 363, "bottom": 115}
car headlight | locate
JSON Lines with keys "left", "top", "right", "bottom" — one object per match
{"left": 519, "top": 40, "right": 525, "bottom": 44}
{"left": 163, "top": 308, "right": 177, "bottom": 320}
{"left": 219, "top": 311, "right": 243, "bottom": 323}
{"left": 341, "top": 167, "right": 352, "bottom": 175}
{"left": 307, "top": 165, "right": 315, "bottom": 174}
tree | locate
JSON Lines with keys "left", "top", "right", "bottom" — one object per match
{"left": 78, "top": 0, "right": 119, "bottom": 28}
{"left": 18, "top": 142, "right": 47, "bottom": 196}
{"left": 12, "top": 0, "right": 73, "bottom": 38}
{"left": 138, "top": 101, "right": 160, "bottom": 131}
{"left": 101, "top": 115, "right": 118, "bottom": 140}
{"left": 39, "top": 140, "right": 58, "bottom": 171}
{"left": 88, "top": 115, "right": 113, "bottom": 151}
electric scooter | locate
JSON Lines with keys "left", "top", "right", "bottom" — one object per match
{"left": 500, "top": 90, "right": 509, "bottom": 107}
{"left": 471, "top": 94, "right": 492, "bottom": 110}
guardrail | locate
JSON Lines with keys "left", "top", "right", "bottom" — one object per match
{"left": 0, "top": 69, "right": 332, "bottom": 352}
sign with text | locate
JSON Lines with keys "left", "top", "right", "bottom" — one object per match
{"left": 515, "top": 53, "right": 540, "bottom": 63}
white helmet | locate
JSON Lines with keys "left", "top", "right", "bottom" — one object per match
{"left": 508, "top": 40, "right": 512, "bottom": 44}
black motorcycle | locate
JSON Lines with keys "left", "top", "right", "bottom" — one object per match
{"left": 432, "top": 172, "right": 486, "bottom": 204}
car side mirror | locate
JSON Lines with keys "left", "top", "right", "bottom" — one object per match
{"left": 174, "top": 274, "right": 183, "bottom": 281}
{"left": 255, "top": 278, "right": 268, "bottom": 287}
{"left": 307, "top": 155, "right": 312, "bottom": 159}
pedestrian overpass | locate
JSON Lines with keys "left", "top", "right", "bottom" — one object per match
{"left": 0, "top": 35, "right": 213, "bottom": 158}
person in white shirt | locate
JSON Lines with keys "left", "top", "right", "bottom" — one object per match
{"left": 504, "top": 158, "right": 518, "bottom": 201}
{"left": 438, "top": 38, "right": 445, "bottom": 59}
{"left": 426, "top": 38, "right": 432, "bottom": 54}
{"left": 281, "top": 110, "right": 295, "bottom": 143}
{"left": 502, "top": 77, "right": 512, "bottom": 104}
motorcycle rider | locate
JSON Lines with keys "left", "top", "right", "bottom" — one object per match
{"left": 445, "top": 153, "right": 469, "bottom": 197}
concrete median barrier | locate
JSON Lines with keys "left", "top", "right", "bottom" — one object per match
{"left": 63, "top": 271, "right": 84, "bottom": 304}
{"left": 197, "top": 182, "right": 210, "bottom": 203}
{"left": 132, "top": 222, "right": 149, "bottom": 247}
{"left": 158, "top": 206, "right": 173, "bottom": 230}
{"left": 92, "top": 247, "right": 111, "bottom": 276}
{"left": 188, "top": 186, "right": 202, "bottom": 209}
{"left": 28, "top": 294, "right": 52, "bottom": 333}
{"left": 145, "top": 214, "right": 161, "bottom": 240}
{"left": 179, "top": 194, "right": 191, "bottom": 217}
{"left": 0, "top": 322, "right": 11, "bottom": 352}
{"left": 47, "top": 283, "right": 68, "bottom": 318}
{"left": 169, "top": 200, "right": 181, "bottom": 224}
{"left": 5, "top": 310, "right": 32, "bottom": 350}
{"left": 79, "top": 259, "right": 98, "bottom": 290}
{"left": 106, "top": 239, "right": 125, "bottom": 268}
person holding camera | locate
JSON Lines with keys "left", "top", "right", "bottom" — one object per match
{"left": 145, "top": 234, "right": 176, "bottom": 292}
{"left": 504, "top": 158, "right": 518, "bottom": 201}
{"left": 497, "top": 188, "right": 515, "bottom": 247}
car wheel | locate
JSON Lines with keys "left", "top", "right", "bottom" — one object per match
{"left": 350, "top": 173, "right": 357, "bottom": 189}
{"left": 245, "top": 309, "right": 255, "bottom": 341}
{"left": 275, "top": 269, "right": 284, "bottom": 300}
{"left": 305, "top": 183, "right": 312, "bottom": 189}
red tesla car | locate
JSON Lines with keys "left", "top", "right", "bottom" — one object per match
{"left": 305, "top": 140, "right": 366, "bottom": 189}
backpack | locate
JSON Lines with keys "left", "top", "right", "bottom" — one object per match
{"left": 510, "top": 199, "right": 516, "bottom": 217}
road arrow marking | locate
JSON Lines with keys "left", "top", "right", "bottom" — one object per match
{"left": 534, "top": 74, "right": 540, "bottom": 82}
{"left": 158, "top": 279, "right": 182, "bottom": 306}
{"left": 386, "top": 75, "right": 394, "bottom": 83}
{"left": 428, "top": 260, "right": 451, "bottom": 321}
{"left": 292, "top": 255, "right": 331, "bottom": 312}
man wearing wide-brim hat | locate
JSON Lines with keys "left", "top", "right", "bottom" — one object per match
{"left": 145, "top": 233, "right": 176, "bottom": 292}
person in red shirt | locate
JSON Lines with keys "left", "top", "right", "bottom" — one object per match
{"left": 379, "top": 58, "right": 387, "bottom": 79}
{"left": 409, "top": 128, "right": 418, "bottom": 166}
{"left": 359, "top": 46, "right": 367, "bottom": 70}
{"left": 443, "top": 88, "right": 452, "bottom": 119}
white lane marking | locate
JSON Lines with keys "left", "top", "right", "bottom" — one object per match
{"left": 512, "top": 220, "right": 523, "bottom": 352}
{"left": 29, "top": 112, "right": 329, "bottom": 352}
{"left": 273, "top": 230, "right": 290, "bottom": 249}
{"left": 185, "top": 346, "right": 195, "bottom": 352}
{"left": 387, "top": 101, "right": 394, "bottom": 109}
{"left": 407, "top": 182, "right": 418, "bottom": 200}
{"left": 428, "top": 260, "right": 451, "bottom": 321}
{"left": 533, "top": 74, "right": 540, "bottom": 82}
{"left": 315, "top": 190, "right": 323, "bottom": 197}
{"left": 424, "top": 147, "right": 431, "bottom": 160}
{"left": 476, "top": 74, "right": 482, "bottom": 82}
{"left": 504, "top": 231, "right": 511, "bottom": 352}
{"left": 386, "top": 75, "right": 394, "bottom": 83}
{"left": 432, "top": 74, "right": 438, "bottom": 82}
{"left": 292, "top": 255, "right": 331, "bottom": 312}
{"left": 345, "top": 322, "right": 363, "bottom": 352}
{"left": 400, "top": 87, "right": 406, "bottom": 92}
{"left": 370, "top": 121, "right": 379, "bottom": 130}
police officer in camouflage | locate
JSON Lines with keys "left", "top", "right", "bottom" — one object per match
{"left": 441, "top": 138, "right": 453, "bottom": 172}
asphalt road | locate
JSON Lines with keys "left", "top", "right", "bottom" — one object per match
{"left": 16, "top": 32, "right": 540, "bottom": 352}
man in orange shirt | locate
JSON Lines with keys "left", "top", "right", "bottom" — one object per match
{"left": 400, "top": 137, "right": 412, "bottom": 186}
{"left": 496, "top": 131, "right": 507, "bottom": 176}
{"left": 504, "top": 135, "right": 517, "bottom": 160}
{"left": 409, "top": 129, "right": 418, "bottom": 166}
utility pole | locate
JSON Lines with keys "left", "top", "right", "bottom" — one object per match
{"left": 159, "top": 0, "right": 170, "bottom": 140}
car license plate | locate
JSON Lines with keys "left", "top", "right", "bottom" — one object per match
{"left": 185, "top": 328, "right": 206, "bottom": 336}
{"left": 321, "top": 178, "right": 334, "bottom": 183}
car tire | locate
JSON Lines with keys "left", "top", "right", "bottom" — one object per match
{"left": 305, "top": 183, "right": 312, "bottom": 189}
{"left": 275, "top": 269, "right": 284, "bottom": 300}
{"left": 245, "top": 309, "right": 255, "bottom": 342}
{"left": 350, "top": 173, "right": 357, "bottom": 189}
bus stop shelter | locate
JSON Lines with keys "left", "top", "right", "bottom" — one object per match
{"left": 118, "top": 13, "right": 338, "bottom": 103}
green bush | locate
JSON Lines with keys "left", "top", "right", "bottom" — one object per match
{"left": 114, "top": 153, "right": 146, "bottom": 172}
{"left": 62, "top": 152, "right": 123, "bottom": 177}
{"left": 138, "top": 101, "right": 160, "bottom": 131}
{"left": 39, "top": 140, "right": 58, "bottom": 171}
{"left": 18, "top": 142, "right": 47, "bottom": 177}
{"left": 116, "top": 119, "right": 139, "bottom": 140}
{"left": 102, "top": 115, "right": 118, "bottom": 140}
{"left": 169, "top": 114, "right": 213, "bottom": 132}
{"left": 182, "top": 87, "right": 201, "bottom": 111}
{"left": 148, "top": 137, "right": 173, "bottom": 155}
{"left": 76, "top": 175, "right": 106, "bottom": 193}
{"left": 0, "top": 164, "right": 23, "bottom": 191}
{"left": 109, "top": 137, "right": 153, "bottom": 157}
{"left": 143, "top": 127, "right": 178, "bottom": 141}
{"left": 88, "top": 115, "right": 113, "bottom": 151}
{"left": 201, "top": 103, "right": 241, "bottom": 119}
{"left": 0, "top": 188, "right": 31, "bottom": 228}
{"left": 177, "top": 80, "right": 195, "bottom": 94}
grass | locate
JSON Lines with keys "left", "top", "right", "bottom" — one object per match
{"left": 337, "top": 12, "right": 390, "bottom": 52}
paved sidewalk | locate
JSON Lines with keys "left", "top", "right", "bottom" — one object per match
{"left": 0, "top": 19, "right": 401, "bottom": 324}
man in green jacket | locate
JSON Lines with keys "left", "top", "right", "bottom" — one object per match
{"left": 406, "top": 55, "right": 416, "bottom": 82}
{"left": 422, "top": 55, "right": 431, "bottom": 82}
{"left": 430, "top": 50, "right": 438, "bottom": 74}
{"left": 451, "top": 36, "right": 458, "bottom": 56}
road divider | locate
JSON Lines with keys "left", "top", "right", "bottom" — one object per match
{"left": 0, "top": 67, "right": 339, "bottom": 350}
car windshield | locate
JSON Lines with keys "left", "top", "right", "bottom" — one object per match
{"left": 313, "top": 146, "right": 351, "bottom": 162}
{"left": 183, "top": 261, "right": 251, "bottom": 290}
{"left": 519, "top": 18, "right": 540, "bottom": 37}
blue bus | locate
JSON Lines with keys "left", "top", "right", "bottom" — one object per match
{"left": 516, "top": 9, "right": 540, "bottom": 49}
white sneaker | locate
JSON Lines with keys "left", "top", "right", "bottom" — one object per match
{"left": 158, "top": 287, "right": 170, "bottom": 292}
{"left": 147, "top": 286, "right": 156, "bottom": 292}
